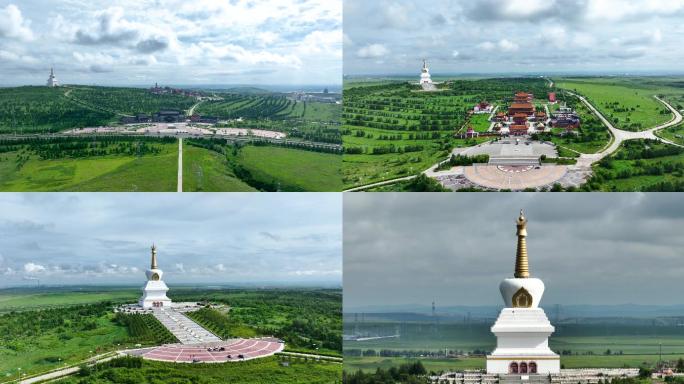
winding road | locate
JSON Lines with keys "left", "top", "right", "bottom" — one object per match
{"left": 570, "top": 92, "right": 683, "bottom": 167}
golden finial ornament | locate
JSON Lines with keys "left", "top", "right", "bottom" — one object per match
{"left": 514, "top": 210, "right": 529, "bottom": 278}
{"left": 151, "top": 244, "right": 158, "bottom": 270}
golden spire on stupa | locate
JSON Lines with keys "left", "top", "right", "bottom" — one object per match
{"left": 151, "top": 244, "right": 158, "bottom": 270}
{"left": 514, "top": 210, "right": 529, "bottom": 278}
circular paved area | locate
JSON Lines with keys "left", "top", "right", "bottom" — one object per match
{"left": 463, "top": 164, "right": 568, "bottom": 190}
{"left": 127, "top": 338, "right": 284, "bottom": 363}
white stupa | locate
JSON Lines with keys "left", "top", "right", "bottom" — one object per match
{"left": 486, "top": 210, "right": 560, "bottom": 375}
{"left": 46, "top": 68, "right": 59, "bottom": 87}
{"left": 138, "top": 245, "right": 172, "bottom": 309}
{"left": 419, "top": 59, "right": 436, "bottom": 91}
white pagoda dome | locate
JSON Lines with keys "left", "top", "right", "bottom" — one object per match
{"left": 486, "top": 210, "right": 560, "bottom": 375}
{"left": 138, "top": 245, "right": 172, "bottom": 309}
{"left": 46, "top": 68, "right": 59, "bottom": 87}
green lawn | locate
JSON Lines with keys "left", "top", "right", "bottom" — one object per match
{"left": 0, "top": 142, "right": 178, "bottom": 191}
{"left": 469, "top": 113, "right": 491, "bottom": 133}
{"left": 231, "top": 145, "right": 342, "bottom": 191}
{"left": 556, "top": 78, "right": 673, "bottom": 131}
{"left": 60, "top": 356, "right": 341, "bottom": 384}
{"left": 182, "top": 143, "right": 256, "bottom": 192}
{"left": 0, "top": 290, "right": 137, "bottom": 313}
{"left": 657, "top": 123, "right": 684, "bottom": 145}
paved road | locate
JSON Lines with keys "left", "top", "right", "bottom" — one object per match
{"left": 187, "top": 100, "right": 204, "bottom": 116}
{"left": 344, "top": 175, "right": 417, "bottom": 192}
{"left": 570, "top": 92, "right": 683, "bottom": 167}
{"left": 278, "top": 351, "right": 343, "bottom": 362}
{"left": 18, "top": 353, "right": 119, "bottom": 384}
{"left": 177, "top": 138, "right": 183, "bottom": 192}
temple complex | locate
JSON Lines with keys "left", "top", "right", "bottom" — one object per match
{"left": 46, "top": 68, "right": 59, "bottom": 87}
{"left": 486, "top": 211, "right": 560, "bottom": 374}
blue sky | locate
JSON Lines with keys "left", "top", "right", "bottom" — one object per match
{"left": 0, "top": 0, "right": 341, "bottom": 86}
{"left": 0, "top": 193, "right": 342, "bottom": 287}
{"left": 344, "top": 0, "right": 684, "bottom": 76}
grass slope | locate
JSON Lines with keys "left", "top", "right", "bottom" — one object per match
{"left": 556, "top": 78, "right": 672, "bottom": 131}
{"left": 182, "top": 144, "right": 256, "bottom": 192}
{"left": 61, "top": 356, "right": 341, "bottom": 384}
{"left": 0, "top": 143, "right": 178, "bottom": 191}
{"left": 231, "top": 146, "right": 342, "bottom": 191}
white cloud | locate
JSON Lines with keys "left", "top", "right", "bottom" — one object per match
{"left": 357, "top": 43, "right": 389, "bottom": 58}
{"left": 297, "top": 30, "right": 342, "bottom": 57}
{"left": 0, "top": 4, "right": 34, "bottom": 41}
{"left": 498, "top": 39, "right": 519, "bottom": 52}
{"left": 24, "top": 262, "right": 46, "bottom": 273}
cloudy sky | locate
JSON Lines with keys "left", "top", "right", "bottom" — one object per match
{"left": 344, "top": 0, "right": 684, "bottom": 76}
{"left": 0, "top": 193, "right": 341, "bottom": 287}
{"left": 0, "top": 0, "right": 341, "bottom": 86}
{"left": 344, "top": 193, "right": 684, "bottom": 310}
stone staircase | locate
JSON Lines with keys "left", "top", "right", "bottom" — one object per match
{"left": 500, "top": 374, "right": 551, "bottom": 384}
{"left": 488, "top": 156, "right": 541, "bottom": 166}
{"left": 153, "top": 309, "right": 222, "bottom": 345}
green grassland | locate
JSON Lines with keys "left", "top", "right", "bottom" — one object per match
{"left": 60, "top": 356, "right": 341, "bottom": 384}
{"left": 657, "top": 122, "right": 684, "bottom": 146}
{"left": 0, "top": 138, "right": 341, "bottom": 192}
{"left": 342, "top": 78, "right": 552, "bottom": 188}
{"left": 0, "top": 302, "right": 131, "bottom": 381}
{"left": 196, "top": 93, "right": 339, "bottom": 122}
{"left": 0, "top": 139, "right": 178, "bottom": 191}
{"left": 182, "top": 143, "right": 256, "bottom": 192}
{"left": 344, "top": 322, "right": 684, "bottom": 373}
{"left": 0, "top": 289, "right": 138, "bottom": 313}
{"left": 67, "top": 86, "right": 197, "bottom": 116}
{"left": 346, "top": 354, "right": 684, "bottom": 374}
{"left": 228, "top": 145, "right": 343, "bottom": 191}
{"left": 0, "top": 288, "right": 342, "bottom": 382}
{"left": 0, "top": 86, "right": 114, "bottom": 133}
{"left": 555, "top": 78, "right": 677, "bottom": 131}
{"left": 586, "top": 139, "right": 684, "bottom": 191}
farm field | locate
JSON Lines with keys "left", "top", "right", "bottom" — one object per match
{"left": 229, "top": 145, "right": 343, "bottom": 191}
{"left": 182, "top": 143, "right": 256, "bottom": 192}
{"left": 0, "top": 139, "right": 178, "bottom": 191}
{"left": 59, "top": 356, "right": 342, "bottom": 384}
{"left": 555, "top": 78, "right": 676, "bottom": 131}
{"left": 587, "top": 139, "right": 684, "bottom": 191}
